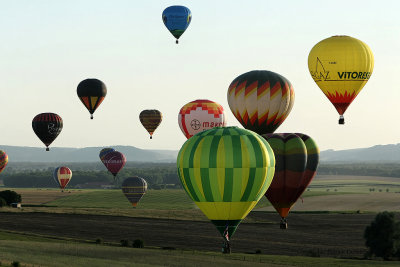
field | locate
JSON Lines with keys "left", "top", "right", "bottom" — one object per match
{"left": 1, "top": 175, "right": 400, "bottom": 266}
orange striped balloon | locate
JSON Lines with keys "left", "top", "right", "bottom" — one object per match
{"left": 139, "top": 110, "right": 162, "bottom": 139}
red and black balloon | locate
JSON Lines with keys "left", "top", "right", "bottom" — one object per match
{"left": 101, "top": 151, "right": 126, "bottom": 179}
{"left": 32, "top": 113, "right": 63, "bottom": 151}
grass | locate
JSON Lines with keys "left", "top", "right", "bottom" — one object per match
{"left": 46, "top": 189, "right": 196, "bottom": 210}
{"left": 0, "top": 239, "right": 399, "bottom": 267}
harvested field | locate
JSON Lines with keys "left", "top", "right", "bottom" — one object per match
{"left": 8, "top": 188, "right": 84, "bottom": 205}
{"left": 0, "top": 211, "right": 394, "bottom": 259}
{"left": 258, "top": 192, "right": 400, "bottom": 212}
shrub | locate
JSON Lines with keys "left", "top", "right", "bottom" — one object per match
{"left": 120, "top": 239, "right": 131, "bottom": 247}
{"left": 95, "top": 238, "right": 103, "bottom": 244}
{"left": 12, "top": 261, "right": 20, "bottom": 267}
{"left": 133, "top": 239, "right": 144, "bottom": 248}
{"left": 0, "top": 190, "right": 21, "bottom": 205}
{"left": 0, "top": 197, "right": 6, "bottom": 207}
{"left": 364, "top": 211, "right": 400, "bottom": 260}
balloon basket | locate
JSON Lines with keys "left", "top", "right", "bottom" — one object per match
{"left": 339, "top": 116, "right": 344, "bottom": 125}
{"left": 222, "top": 241, "right": 231, "bottom": 254}
{"left": 90, "top": 115, "right": 93, "bottom": 120}
{"left": 280, "top": 218, "right": 288, "bottom": 229}
{"left": 176, "top": 40, "right": 179, "bottom": 44}
{"left": 46, "top": 147, "right": 49, "bottom": 151}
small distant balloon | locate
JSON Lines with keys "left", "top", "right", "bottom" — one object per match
{"left": 53, "top": 166, "right": 72, "bottom": 190}
{"left": 139, "top": 110, "right": 162, "bottom": 139}
{"left": 99, "top": 148, "right": 115, "bottom": 160}
{"left": 0, "top": 150, "right": 8, "bottom": 175}
{"left": 178, "top": 99, "right": 226, "bottom": 139}
{"left": 162, "top": 5, "right": 192, "bottom": 44}
{"left": 121, "top": 176, "right": 148, "bottom": 208}
{"left": 32, "top": 113, "right": 63, "bottom": 151}
{"left": 101, "top": 151, "right": 126, "bottom": 179}
{"left": 77, "top": 78, "right": 107, "bottom": 119}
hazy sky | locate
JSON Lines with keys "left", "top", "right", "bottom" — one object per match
{"left": 0, "top": 0, "right": 399, "bottom": 152}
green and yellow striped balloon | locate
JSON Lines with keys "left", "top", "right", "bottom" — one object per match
{"left": 177, "top": 126, "right": 275, "bottom": 238}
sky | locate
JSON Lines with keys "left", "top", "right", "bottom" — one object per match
{"left": 0, "top": 0, "right": 399, "bottom": 152}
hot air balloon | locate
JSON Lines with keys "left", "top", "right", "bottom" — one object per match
{"left": 227, "top": 70, "right": 295, "bottom": 135}
{"left": 99, "top": 148, "right": 115, "bottom": 161}
{"left": 32, "top": 113, "right": 63, "bottom": 151}
{"left": 177, "top": 126, "right": 275, "bottom": 253}
{"left": 0, "top": 150, "right": 8, "bottom": 175}
{"left": 53, "top": 166, "right": 72, "bottom": 191}
{"left": 101, "top": 151, "right": 126, "bottom": 180}
{"left": 121, "top": 176, "right": 147, "bottom": 208}
{"left": 77, "top": 78, "right": 107, "bottom": 119}
{"left": 162, "top": 5, "right": 192, "bottom": 44}
{"left": 308, "top": 35, "right": 374, "bottom": 124}
{"left": 178, "top": 99, "right": 226, "bottom": 139}
{"left": 262, "top": 133, "right": 319, "bottom": 229}
{"left": 139, "top": 110, "right": 162, "bottom": 139}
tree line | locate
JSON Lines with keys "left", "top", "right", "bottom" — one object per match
{"left": 1, "top": 162, "right": 400, "bottom": 189}
{"left": 1, "top": 164, "right": 181, "bottom": 189}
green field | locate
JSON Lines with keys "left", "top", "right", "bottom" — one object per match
{"left": 309, "top": 175, "right": 400, "bottom": 193}
{"left": 0, "top": 235, "right": 398, "bottom": 267}
{"left": 46, "top": 189, "right": 196, "bottom": 209}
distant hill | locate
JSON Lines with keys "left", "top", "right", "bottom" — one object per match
{"left": 0, "top": 145, "right": 178, "bottom": 163}
{"left": 1, "top": 143, "right": 400, "bottom": 163}
{"left": 320, "top": 143, "right": 400, "bottom": 163}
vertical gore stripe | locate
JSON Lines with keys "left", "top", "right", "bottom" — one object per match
{"left": 208, "top": 135, "right": 221, "bottom": 168}
{"left": 182, "top": 168, "right": 199, "bottom": 201}
{"left": 223, "top": 168, "right": 233, "bottom": 201}
{"left": 201, "top": 168, "right": 213, "bottom": 201}
{"left": 240, "top": 167, "right": 256, "bottom": 201}
{"left": 188, "top": 137, "right": 204, "bottom": 168}
{"left": 231, "top": 135, "right": 242, "bottom": 167}
{"left": 249, "top": 136, "right": 264, "bottom": 167}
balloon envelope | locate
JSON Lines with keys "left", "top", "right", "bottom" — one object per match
{"left": 308, "top": 35, "right": 374, "bottom": 123}
{"left": 178, "top": 99, "right": 226, "bottom": 139}
{"left": 139, "top": 110, "right": 162, "bottom": 139}
{"left": 77, "top": 78, "right": 107, "bottom": 119}
{"left": 262, "top": 133, "right": 319, "bottom": 219}
{"left": 162, "top": 5, "right": 192, "bottom": 43}
{"left": 32, "top": 113, "right": 63, "bottom": 151}
{"left": 121, "top": 176, "right": 147, "bottom": 207}
{"left": 0, "top": 150, "right": 8, "bottom": 175}
{"left": 227, "top": 70, "right": 295, "bottom": 135}
{"left": 177, "top": 126, "right": 275, "bottom": 240}
{"left": 101, "top": 151, "right": 126, "bottom": 178}
{"left": 53, "top": 166, "right": 72, "bottom": 190}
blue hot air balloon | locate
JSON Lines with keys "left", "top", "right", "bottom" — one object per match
{"left": 162, "top": 5, "right": 192, "bottom": 44}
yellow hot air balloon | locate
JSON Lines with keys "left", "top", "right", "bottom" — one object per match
{"left": 308, "top": 36, "right": 374, "bottom": 124}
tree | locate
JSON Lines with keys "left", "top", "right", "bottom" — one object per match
{"left": 0, "top": 190, "right": 21, "bottom": 205}
{"left": 364, "top": 211, "right": 400, "bottom": 260}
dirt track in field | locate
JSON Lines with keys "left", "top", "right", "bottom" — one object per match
{"left": 0, "top": 211, "right": 390, "bottom": 258}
